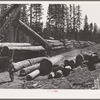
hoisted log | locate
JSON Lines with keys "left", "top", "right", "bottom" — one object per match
{"left": 20, "top": 63, "right": 40, "bottom": 76}
{"left": 26, "top": 55, "right": 64, "bottom": 80}
{"left": 0, "top": 43, "right": 31, "bottom": 48}
{"left": 18, "top": 20, "right": 52, "bottom": 50}
{"left": 12, "top": 57, "right": 47, "bottom": 72}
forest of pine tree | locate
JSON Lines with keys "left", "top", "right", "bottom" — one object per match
{"left": 0, "top": 4, "right": 100, "bottom": 44}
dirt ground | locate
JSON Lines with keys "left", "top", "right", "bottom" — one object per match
{"left": 0, "top": 44, "right": 100, "bottom": 89}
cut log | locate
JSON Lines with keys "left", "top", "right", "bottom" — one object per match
{"left": 48, "top": 72, "right": 55, "bottom": 79}
{"left": 1, "top": 43, "right": 70, "bottom": 52}
{"left": 46, "top": 39, "right": 60, "bottom": 43}
{"left": 12, "top": 57, "right": 47, "bottom": 72}
{"left": 3, "top": 45, "right": 65, "bottom": 51}
{"left": 26, "top": 55, "right": 64, "bottom": 80}
{"left": 1, "top": 46, "right": 45, "bottom": 62}
{"left": 20, "top": 63, "right": 40, "bottom": 76}
{"left": 81, "top": 52, "right": 100, "bottom": 71}
{"left": 65, "top": 57, "right": 76, "bottom": 61}
{"left": 43, "top": 55, "right": 64, "bottom": 69}
{"left": 47, "top": 39, "right": 73, "bottom": 47}
{"left": 27, "top": 69, "right": 40, "bottom": 80}
{"left": 62, "top": 65, "right": 72, "bottom": 76}
{"left": 64, "top": 57, "right": 76, "bottom": 69}
{"left": 0, "top": 43, "right": 31, "bottom": 48}
{"left": 52, "top": 46, "right": 65, "bottom": 50}
{"left": 49, "top": 43, "right": 64, "bottom": 47}
{"left": 55, "top": 70, "right": 63, "bottom": 78}
{"left": 76, "top": 54, "right": 84, "bottom": 65}
{"left": 69, "top": 59, "right": 76, "bottom": 69}
{"left": 7, "top": 46, "right": 45, "bottom": 51}
{"left": 64, "top": 60, "right": 70, "bottom": 66}
{"left": 82, "top": 51, "right": 99, "bottom": 62}
{"left": 48, "top": 64, "right": 63, "bottom": 79}
{"left": 66, "top": 55, "right": 83, "bottom": 68}
{"left": 18, "top": 20, "right": 52, "bottom": 50}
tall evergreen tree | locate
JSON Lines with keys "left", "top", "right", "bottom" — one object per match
{"left": 83, "top": 15, "right": 89, "bottom": 40}
{"left": 46, "top": 4, "right": 65, "bottom": 40}
{"left": 31, "top": 4, "right": 43, "bottom": 36}
{"left": 72, "top": 4, "right": 77, "bottom": 39}
{"left": 69, "top": 4, "right": 73, "bottom": 32}
{"left": 64, "top": 4, "right": 70, "bottom": 39}
{"left": 89, "top": 23, "right": 93, "bottom": 41}
{"left": 93, "top": 23, "right": 98, "bottom": 43}
{"left": 76, "top": 5, "right": 82, "bottom": 40}
{"left": 76, "top": 5, "right": 82, "bottom": 32}
{"left": 20, "top": 5, "right": 29, "bottom": 43}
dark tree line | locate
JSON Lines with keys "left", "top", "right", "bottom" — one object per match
{"left": 43, "top": 4, "right": 82, "bottom": 41}
{"left": 43, "top": 4, "right": 100, "bottom": 44}
{"left": 0, "top": 4, "right": 100, "bottom": 44}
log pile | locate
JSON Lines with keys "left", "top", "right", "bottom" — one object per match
{"left": 46, "top": 39, "right": 73, "bottom": 49}
{"left": 0, "top": 40, "right": 96, "bottom": 81}
{"left": 20, "top": 63, "right": 40, "bottom": 76}
{"left": 12, "top": 57, "right": 47, "bottom": 72}
{"left": 46, "top": 39, "right": 96, "bottom": 50}
{"left": 16, "top": 53, "right": 84, "bottom": 80}
{"left": 0, "top": 44, "right": 46, "bottom": 62}
{"left": 26, "top": 55, "right": 64, "bottom": 80}
{"left": 0, "top": 39, "right": 95, "bottom": 62}
{"left": 9, "top": 54, "right": 65, "bottom": 80}
{"left": 8, "top": 50, "right": 100, "bottom": 81}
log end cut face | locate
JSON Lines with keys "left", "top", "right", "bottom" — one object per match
{"left": 76, "top": 54, "right": 84, "bottom": 65}
{"left": 26, "top": 75, "right": 33, "bottom": 81}
{"left": 40, "top": 59, "right": 52, "bottom": 75}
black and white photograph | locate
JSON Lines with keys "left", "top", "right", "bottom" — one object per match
{"left": 0, "top": 1, "right": 100, "bottom": 93}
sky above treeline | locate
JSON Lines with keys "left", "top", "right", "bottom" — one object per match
{"left": 1, "top": 1, "right": 99, "bottom": 29}
{"left": 40, "top": 1, "right": 100, "bottom": 29}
